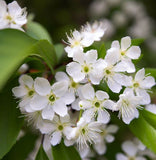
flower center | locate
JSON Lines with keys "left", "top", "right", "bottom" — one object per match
{"left": 58, "top": 125, "right": 63, "bottom": 131}
{"left": 49, "top": 94, "right": 56, "bottom": 102}
{"left": 94, "top": 101, "right": 100, "bottom": 108}
{"left": 133, "top": 82, "right": 139, "bottom": 88}
{"left": 128, "top": 157, "right": 135, "bottom": 160}
{"left": 28, "top": 90, "right": 34, "bottom": 97}
{"left": 6, "top": 15, "right": 12, "bottom": 21}
{"left": 121, "top": 51, "right": 126, "bottom": 56}
{"left": 105, "top": 69, "right": 111, "bottom": 75}
{"left": 71, "top": 81, "right": 77, "bottom": 88}
{"left": 82, "top": 128, "right": 86, "bottom": 134}
{"left": 83, "top": 66, "right": 89, "bottom": 73}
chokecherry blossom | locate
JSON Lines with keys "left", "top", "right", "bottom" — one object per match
{"left": 68, "top": 117, "right": 102, "bottom": 149}
{"left": 0, "top": 0, "right": 27, "bottom": 30}
{"left": 12, "top": 74, "right": 36, "bottom": 112}
{"left": 114, "top": 89, "right": 142, "bottom": 124}
{"left": 107, "top": 36, "right": 141, "bottom": 73}
{"left": 30, "top": 77, "right": 73, "bottom": 120}
{"left": 125, "top": 68, "right": 155, "bottom": 105}
{"left": 66, "top": 48, "right": 103, "bottom": 84}
{"left": 64, "top": 30, "right": 92, "bottom": 57}
{"left": 94, "top": 124, "right": 118, "bottom": 155}
{"left": 79, "top": 83, "right": 115, "bottom": 123}
{"left": 116, "top": 140, "right": 146, "bottom": 160}
{"left": 41, "top": 115, "right": 74, "bottom": 146}
{"left": 81, "top": 21, "right": 106, "bottom": 42}
{"left": 93, "top": 50, "right": 131, "bottom": 93}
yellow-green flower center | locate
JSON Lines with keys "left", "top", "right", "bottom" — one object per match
{"left": 49, "top": 94, "right": 56, "bottom": 102}
{"left": 58, "top": 125, "right": 63, "bottom": 131}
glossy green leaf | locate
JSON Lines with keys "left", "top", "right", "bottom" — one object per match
{"left": 98, "top": 43, "right": 106, "bottom": 59}
{"left": 141, "top": 109, "right": 156, "bottom": 130}
{"left": 129, "top": 113, "right": 156, "bottom": 153}
{"left": 3, "top": 132, "right": 38, "bottom": 160}
{"left": 0, "top": 78, "right": 24, "bottom": 159}
{"left": 0, "top": 29, "right": 57, "bottom": 90}
{"left": 52, "top": 142, "right": 81, "bottom": 160}
{"left": 54, "top": 44, "right": 65, "bottom": 64}
{"left": 131, "top": 38, "right": 144, "bottom": 46}
{"left": 35, "top": 145, "right": 49, "bottom": 160}
{"left": 26, "top": 21, "right": 52, "bottom": 43}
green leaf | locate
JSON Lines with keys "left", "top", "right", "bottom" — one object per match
{"left": 54, "top": 44, "right": 65, "bottom": 64}
{"left": 145, "top": 68, "right": 156, "bottom": 79}
{"left": 0, "top": 29, "right": 57, "bottom": 90}
{"left": 131, "top": 38, "right": 144, "bottom": 46}
{"left": 129, "top": 113, "right": 156, "bottom": 153}
{"left": 52, "top": 141, "right": 81, "bottom": 160}
{"left": 141, "top": 109, "right": 156, "bottom": 130}
{"left": 98, "top": 43, "right": 106, "bottom": 59}
{"left": 3, "top": 132, "right": 38, "bottom": 160}
{"left": 0, "top": 78, "right": 24, "bottom": 159}
{"left": 35, "top": 145, "right": 49, "bottom": 160}
{"left": 26, "top": 21, "right": 52, "bottom": 43}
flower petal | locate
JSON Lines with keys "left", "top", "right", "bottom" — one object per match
{"left": 55, "top": 71, "right": 70, "bottom": 82}
{"left": 97, "top": 110, "right": 110, "bottom": 124}
{"left": 66, "top": 62, "right": 85, "bottom": 82}
{"left": 30, "top": 94, "right": 48, "bottom": 110}
{"left": 52, "top": 81, "right": 68, "bottom": 97}
{"left": 12, "top": 86, "right": 27, "bottom": 97}
{"left": 140, "top": 76, "right": 155, "bottom": 89}
{"left": 111, "top": 40, "right": 120, "bottom": 49}
{"left": 105, "top": 134, "right": 114, "bottom": 143}
{"left": 61, "top": 91, "right": 75, "bottom": 105}
{"left": 107, "top": 77, "right": 122, "bottom": 93}
{"left": 116, "top": 153, "right": 128, "bottom": 160}
{"left": 85, "top": 49, "right": 97, "bottom": 64}
{"left": 136, "top": 88, "right": 151, "bottom": 105}
{"left": 19, "top": 74, "right": 34, "bottom": 88}
{"left": 42, "top": 105, "right": 54, "bottom": 120}
{"left": 34, "top": 77, "right": 51, "bottom": 96}
{"left": 126, "top": 46, "right": 141, "bottom": 59}
{"left": 94, "top": 141, "right": 106, "bottom": 155}
{"left": 50, "top": 131, "right": 62, "bottom": 146}
{"left": 0, "top": 0, "right": 7, "bottom": 16}
{"left": 107, "top": 125, "right": 118, "bottom": 133}
{"left": 122, "top": 141, "right": 137, "bottom": 156}
{"left": 135, "top": 68, "right": 145, "bottom": 81}
{"left": 80, "top": 83, "right": 95, "bottom": 100}
{"left": 53, "top": 101, "right": 68, "bottom": 117}
{"left": 73, "top": 48, "right": 84, "bottom": 64}
{"left": 121, "top": 36, "right": 131, "bottom": 51}
{"left": 96, "top": 90, "right": 109, "bottom": 100}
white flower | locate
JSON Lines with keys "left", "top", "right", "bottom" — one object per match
{"left": 55, "top": 71, "right": 80, "bottom": 99}
{"left": 146, "top": 104, "right": 156, "bottom": 114}
{"left": 125, "top": 68, "right": 155, "bottom": 105}
{"left": 68, "top": 117, "right": 102, "bottom": 149}
{"left": 114, "top": 89, "right": 141, "bottom": 124}
{"left": 64, "top": 30, "right": 92, "bottom": 57}
{"left": 82, "top": 21, "right": 106, "bottom": 42}
{"left": 107, "top": 36, "right": 141, "bottom": 73}
{"left": 94, "top": 124, "right": 118, "bottom": 155}
{"left": 79, "top": 83, "right": 115, "bottom": 123}
{"left": 30, "top": 77, "right": 73, "bottom": 120}
{"left": 42, "top": 115, "right": 74, "bottom": 146}
{"left": 116, "top": 141, "right": 146, "bottom": 160}
{"left": 66, "top": 49, "right": 102, "bottom": 84}
{"left": 93, "top": 51, "right": 131, "bottom": 93}
{"left": 12, "top": 74, "right": 36, "bottom": 112}
{"left": 0, "top": 0, "right": 27, "bottom": 30}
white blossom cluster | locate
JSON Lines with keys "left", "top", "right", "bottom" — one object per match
{"left": 0, "top": 0, "right": 27, "bottom": 31}
{"left": 116, "top": 138, "right": 156, "bottom": 160}
{"left": 12, "top": 20, "right": 155, "bottom": 157}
